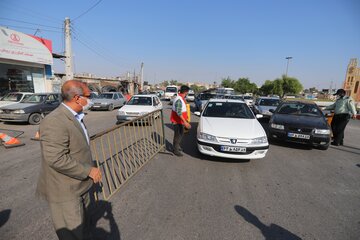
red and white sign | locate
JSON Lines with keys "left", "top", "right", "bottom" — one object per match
{"left": 0, "top": 27, "right": 53, "bottom": 65}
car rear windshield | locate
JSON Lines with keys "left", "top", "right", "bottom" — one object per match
{"left": 165, "top": 87, "right": 177, "bottom": 93}
{"left": 127, "top": 96, "right": 152, "bottom": 106}
{"left": 98, "top": 93, "right": 114, "bottom": 99}
{"left": 22, "top": 95, "right": 47, "bottom": 103}
{"left": 1, "top": 93, "right": 23, "bottom": 102}
{"left": 259, "top": 99, "right": 280, "bottom": 106}
{"left": 243, "top": 96, "right": 253, "bottom": 100}
{"left": 203, "top": 102, "right": 254, "bottom": 119}
{"left": 199, "top": 93, "right": 216, "bottom": 100}
{"left": 277, "top": 103, "right": 321, "bottom": 116}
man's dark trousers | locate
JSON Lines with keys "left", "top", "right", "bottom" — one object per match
{"left": 173, "top": 124, "right": 184, "bottom": 153}
{"left": 331, "top": 113, "right": 350, "bottom": 145}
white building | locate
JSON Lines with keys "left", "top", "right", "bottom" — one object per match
{"left": 0, "top": 27, "right": 54, "bottom": 96}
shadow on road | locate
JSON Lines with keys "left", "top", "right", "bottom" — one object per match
{"left": 234, "top": 205, "right": 301, "bottom": 240}
{"left": 329, "top": 146, "right": 360, "bottom": 156}
{"left": 0, "top": 209, "right": 11, "bottom": 228}
{"left": 55, "top": 200, "right": 121, "bottom": 240}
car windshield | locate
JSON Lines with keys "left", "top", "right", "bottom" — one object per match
{"left": 165, "top": 87, "right": 177, "bottom": 93}
{"left": 22, "top": 94, "right": 47, "bottom": 103}
{"left": 98, "top": 93, "right": 114, "bottom": 99}
{"left": 127, "top": 96, "right": 152, "bottom": 106}
{"left": 243, "top": 96, "right": 253, "bottom": 100}
{"left": 1, "top": 93, "right": 23, "bottom": 102}
{"left": 202, "top": 101, "right": 254, "bottom": 119}
{"left": 259, "top": 99, "right": 280, "bottom": 106}
{"left": 199, "top": 93, "right": 216, "bottom": 100}
{"left": 225, "top": 95, "right": 244, "bottom": 100}
{"left": 277, "top": 103, "right": 321, "bottom": 116}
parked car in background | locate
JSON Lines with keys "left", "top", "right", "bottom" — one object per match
{"left": 268, "top": 101, "right": 331, "bottom": 150}
{"left": 0, "top": 93, "right": 61, "bottom": 125}
{"left": 253, "top": 97, "right": 281, "bottom": 117}
{"left": 117, "top": 95, "right": 162, "bottom": 123}
{"left": 185, "top": 89, "right": 195, "bottom": 102}
{"left": 224, "top": 95, "right": 244, "bottom": 101}
{"left": 164, "top": 85, "right": 178, "bottom": 100}
{"left": 169, "top": 93, "right": 178, "bottom": 105}
{"left": 194, "top": 93, "right": 216, "bottom": 111}
{"left": 90, "top": 92, "right": 126, "bottom": 111}
{"left": 195, "top": 99, "right": 268, "bottom": 159}
{"left": 0, "top": 92, "right": 33, "bottom": 108}
{"left": 243, "top": 95, "right": 254, "bottom": 106}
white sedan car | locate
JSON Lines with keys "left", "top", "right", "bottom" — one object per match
{"left": 195, "top": 99, "right": 269, "bottom": 159}
{"left": 117, "top": 95, "right": 162, "bottom": 123}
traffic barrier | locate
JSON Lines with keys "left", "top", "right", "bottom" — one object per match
{"left": 0, "top": 132, "right": 25, "bottom": 148}
{"left": 31, "top": 131, "right": 40, "bottom": 141}
{"left": 90, "top": 109, "right": 165, "bottom": 200}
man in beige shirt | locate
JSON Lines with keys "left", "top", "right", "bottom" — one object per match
{"left": 325, "top": 89, "right": 357, "bottom": 146}
{"left": 36, "top": 80, "right": 101, "bottom": 240}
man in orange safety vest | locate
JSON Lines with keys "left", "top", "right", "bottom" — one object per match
{"left": 170, "top": 85, "right": 191, "bottom": 156}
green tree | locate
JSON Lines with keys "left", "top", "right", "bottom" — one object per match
{"left": 221, "top": 77, "right": 235, "bottom": 88}
{"left": 170, "top": 79, "right": 178, "bottom": 85}
{"left": 279, "top": 75, "right": 303, "bottom": 97}
{"left": 259, "top": 80, "right": 274, "bottom": 95}
{"left": 161, "top": 80, "right": 169, "bottom": 87}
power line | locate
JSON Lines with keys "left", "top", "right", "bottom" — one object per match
{"left": 73, "top": 0, "right": 104, "bottom": 21}
{"left": 0, "top": 17, "right": 62, "bottom": 29}
{"left": 0, "top": 24, "right": 63, "bottom": 33}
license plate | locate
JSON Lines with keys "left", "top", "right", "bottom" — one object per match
{"left": 92, "top": 105, "right": 100, "bottom": 108}
{"left": 221, "top": 146, "right": 246, "bottom": 152}
{"left": 288, "top": 133, "right": 310, "bottom": 139}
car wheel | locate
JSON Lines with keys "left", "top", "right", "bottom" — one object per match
{"left": 108, "top": 104, "right": 114, "bottom": 111}
{"left": 29, "top": 113, "right": 42, "bottom": 125}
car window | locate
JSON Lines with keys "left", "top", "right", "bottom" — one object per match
{"left": 155, "top": 97, "right": 160, "bottom": 105}
{"left": 259, "top": 99, "right": 280, "bottom": 106}
{"left": 114, "top": 94, "right": 119, "bottom": 100}
{"left": 199, "top": 93, "right": 216, "bottom": 100}
{"left": 98, "top": 93, "right": 114, "bottom": 99}
{"left": 22, "top": 94, "right": 47, "bottom": 103}
{"left": 127, "top": 96, "right": 152, "bottom": 106}
{"left": 277, "top": 103, "right": 321, "bottom": 116}
{"left": 1, "top": 93, "right": 23, "bottom": 102}
{"left": 203, "top": 102, "right": 254, "bottom": 119}
{"left": 118, "top": 93, "right": 124, "bottom": 99}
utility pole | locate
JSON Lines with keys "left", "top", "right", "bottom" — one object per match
{"left": 64, "top": 17, "right": 73, "bottom": 81}
{"left": 140, "top": 62, "right": 144, "bottom": 91}
{"left": 285, "top": 56, "right": 292, "bottom": 78}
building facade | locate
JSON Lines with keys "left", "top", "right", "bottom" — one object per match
{"left": 343, "top": 58, "right": 360, "bottom": 103}
{"left": 0, "top": 27, "right": 54, "bottom": 96}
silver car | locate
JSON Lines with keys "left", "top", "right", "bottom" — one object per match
{"left": 90, "top": 92, "right": 126, "bottom": 111}
{"left": 254, "top": 97, "right": 281, "bottom": 117}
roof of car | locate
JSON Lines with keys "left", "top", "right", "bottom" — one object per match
{"left": 282, "top": 99, "right": 316, "bottom": 105}
{"left": 208, "top": 98, "right": 246, "bottom": 103}
{"left": 257, "top": 96, "right": 280, "bottom": 99}
{"left": 132, "top": 94, "right": 157, "bottom": 97}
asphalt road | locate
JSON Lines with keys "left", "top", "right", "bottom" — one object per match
{"left": 0, "top": 103, "right": 359, "bottom": 240}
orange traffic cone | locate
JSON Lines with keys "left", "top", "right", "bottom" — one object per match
{"left": 0, "top": 132, "right": 25, "bottom": 148}
{"left": 31, "top": 131, "right": 40, "bottom": 141}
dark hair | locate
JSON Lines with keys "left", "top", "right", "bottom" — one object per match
{"left": 179, "top": 85, "right": 190, "bottom": 93}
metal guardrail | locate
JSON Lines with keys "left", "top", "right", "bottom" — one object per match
{"left": 90, "top": 109, "right": 166, "bottom": 200}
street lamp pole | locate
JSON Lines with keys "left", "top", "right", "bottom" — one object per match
{"left": 285, "top": 56, "right": 293, "bottom": 78}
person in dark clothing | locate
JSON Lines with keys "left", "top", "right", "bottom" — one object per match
{"left": 170, "top": 85, "right": 191, "bottom": 156}
{"left": 325, "top": 89, "right": 357, "bottom": 146}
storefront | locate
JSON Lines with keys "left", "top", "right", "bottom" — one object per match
{"left": 0, "top": 27, "right": 53, "bottom": 96}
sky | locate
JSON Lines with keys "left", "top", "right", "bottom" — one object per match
{"left": 0, "top": 0, "right": 359, "bottom": 89}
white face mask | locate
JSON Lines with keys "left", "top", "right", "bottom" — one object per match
{"left": 80, "top": 97, "right": 92, "bottom": 111}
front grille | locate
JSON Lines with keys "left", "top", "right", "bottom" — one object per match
{"left": 3, "top": 110, "right": 12, "bottom": 114}
{"left": 288, "top": 127, "right": 313, "bottom": 133}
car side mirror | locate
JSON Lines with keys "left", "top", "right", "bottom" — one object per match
{"left": 256, "top": 114, "right": 263, "bottom": 118}
{"left": 194, "top": 111, "right": 201, "bottom": 116}
{"left": 269, "top": 109, "right": 275, "bottom": 113}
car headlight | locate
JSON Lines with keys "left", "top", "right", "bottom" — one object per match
{"left": 314, "top": 129, "right": 331, "bottom": 135}
{"left": 12, "top": 109, "right": 25, "bottom": 114}
{"left": 249, "top": 136, "right": 268, "bottom": 144}
{"left": 118, "top": 111, "right": 125, "bottom": 115}
{"left": 270, "top": 123, "right": 284, "bottom": 130}
{"left": 198, "top": 132, "right": 218, "bottom": 142}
